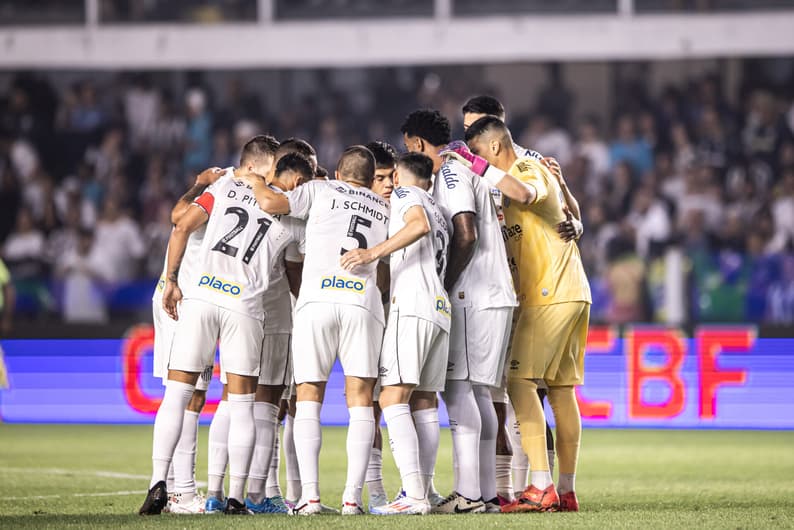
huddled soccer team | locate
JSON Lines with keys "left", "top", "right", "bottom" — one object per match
{"left": 138, "top": 95, "right": 591, "bottom": 517}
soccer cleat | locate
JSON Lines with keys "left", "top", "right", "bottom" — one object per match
{"left": 204, "top": 496, "right": 226, "bottom": 514}
{"left": 319, "top": 503, "right": 340, "bottom": 514}
{"left": 501, "top": 485, "right": 559, "bottom": 513}
{"left": 483, "top": 497, "right": 502, "bottom": 513}
{"left": 371, "top": 496, "right": 431, "bottom": 515}
{"left": 265, "top": 495, "right": 290, "bottom": 514}
{"left": 292, "top": 498, "right": 323, "bottom": 516}
{"left": 341, "top": 501, "right": 365, "bottom": 515}
{"left": 138, "top": 481, "right": 168, "bottom": 515}
{"left": 169, "top": 492, "right": 207, "bottom": 514}
{"left": 245, "top": 497, "right": 270, "bottom": 514}
{"left": 430, "top": 492, "right": 486, "bottom": 514}
{"left": 368, "top": 492, "right": 389, "bottom": 513}
{"left": 559, "top": 491, "right": 579, "bottom": 512}
{"left": 224, "top": 497, "right": 251, "bottom": 515}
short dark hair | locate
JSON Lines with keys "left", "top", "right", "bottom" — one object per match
{"left": 315, "top": 166, "right": 329, "bottom": 179}
{"left": 397, "top": 152, "right": 434, "bottom": 181}
{"left": 464, "top": 115, "right": 508, "bottom": 143}
{"left": 277, "top": 137, "right": 316, "bottom": 162}
{"left": 400, "top": 109, "right": 451, "bottom": 147}
{"left": 365, "top": 141, "right": 397, "bottom": 170}
{"left": 461, "top": 95, "right": 505, "bottom": 119}
{"left": 275, "top": 152, "right": 314, "bottom": 182}
{"left": 337, "top": 145, "right": 375, "bottom": 184}
{"left": 240, "top": 135, "right": 279, "bottom": 165}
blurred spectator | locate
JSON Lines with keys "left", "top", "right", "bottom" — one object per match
{"left": 143, "top": 202, "right": 173, "bottom": 279}
{"left": 605, "top": 231, "right": 648, "bottom": 324}
{"left": 520, "top": 114, "right": 573, "bottom": 166}
{"left": 627, "top": 185, "right": 672, "bottom": 258}
{"left": 575, "top": 115, "right": 610, "bottom": 195}
{"left": 183, "top": 88, "right": 213, "bottom": 174}
{"left": 56, "top": 229, "right": 108, "bottom": 323}
{"left": 92, "top": 198, "right": 145, "bottom": 283}
{"left": 609, "top": 115, "right": 653, "bottom": 175}
{"left": 124, "top": 74, "right": 161, "bottom": 152}
{"left": 2, "top": 208, "right": 46, "bottom": 282}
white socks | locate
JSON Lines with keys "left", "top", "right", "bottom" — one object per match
{"left": 283, "top": 413, "right": 301, "bottom": 502}
{"left": 207, "top": 400, "right": 230, "bottom": 500}
{"left": 294, "top": 401, "right": 322, "bottom": 501}
{"left": 383, "top": 404, "right": 423, "bottom": 499}
{"left": 365, "top": 449, "right": 387, "bottom": 498}
{"left": 558, "top": 473, "right": 576, "bottom": 494}
{"left": 150, "top": 380, "right": 195, "bottom": 488}
{"left": 412, "top": 407, "right": 440, "bottom": 496}
{"left": 227, "top": 393, "right": 256, "bottom": 502}
{"left": 343, "top": 406, "right": 375, "bottom": 506}
{"left": 442, "top": 380, "right": 482, "bottom": 500}
{"left": 474, "top": 385, "right": 498, "bottom": 502}
{"left": 173, "top": 410, "right": 200, "bottom": 497}
{"left": 495, "top": 454, "right": 514, "bottom": 500}
{"left": 266, "top": 421, "right": 282, "bottom": 498}
{"left": 507, "top": 402, "right": 528, "bottom": 491}
{"left": 247, "top": 401, "right": 279, "bottom": 504}
{"left": 531, "top": 470, "right": 554, "bottom": 490}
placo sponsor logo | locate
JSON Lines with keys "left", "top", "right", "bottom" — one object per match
{"left": 320, "top": 275, "right": 366, "bottom": 293}
{"left": 198, "top": 274, "right": 243, "bottom": 297}
{"left": 435, "top": 297, "right": 451, "bottom": 318}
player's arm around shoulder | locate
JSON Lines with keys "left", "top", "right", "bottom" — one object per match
{"left": 340, "top": 191, "right": 430, "bottom": 271}
{"left": 243, "top": 174, "right": 291, "bottom": 215}
{"left": 170, "top": 166, "right": 223, "bottom": 224}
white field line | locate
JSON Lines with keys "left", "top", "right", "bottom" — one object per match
{"left": 0, "top": 467, "right": 207, "bottom": 488}
{"left": 1, "top": 490, "right": 146, "bottom": 501}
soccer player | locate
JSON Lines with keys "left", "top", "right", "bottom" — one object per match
{"left": 462, "top": 95, "right": 580, "bottom": 501}
{"left": 340, "top": 152, "right": 450, "bottom": 515}
{"left": 247, "top": 146, "right": 390, "bottom": 515}
{"left": 401, "top": 109, "right": 518, "bottom": 514}
{"left": 151, "top": 166, "right": 225, "bottom": 514}
{"left": 139, "top": 135, "right": 299, "bottom": 516}
{"left": 244, "top": 152, "right": 314, "bottom": 515}
{"left": 463, "top": 116, "right": 591, "bottom": 513}
{"left": 361, "top": 140, "right": 397, "bottom": 510}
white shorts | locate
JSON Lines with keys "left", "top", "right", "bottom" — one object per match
{"left": 380, "top": 312, "right": 449, "bottom": 393}
{"left": 448, "top": 306, "right": 513, "bottom": 387}
{"left": 153, "top": 299, "right": 212, "bottom": 391}
{"left": 169, "top": 299, "right": 263, "bottom": 378}
{"left": 259, "top": 332, "right": 291, "bottom": 386}
{"left": 292, "top": 303, "right": 383, "bottom": 384}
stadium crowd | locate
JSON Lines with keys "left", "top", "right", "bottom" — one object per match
{"left": 1, "top": 67, "right": 793, "bottom": 325}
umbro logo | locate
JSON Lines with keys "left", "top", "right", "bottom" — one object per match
{"left": 510, "top": 359, "right": 520, "bottom": 370}
{"left": 379, "top": 366, "right": 388, "bottom": 376}
{"left": 447, "top": 361, "right": 455, "bottom": 372}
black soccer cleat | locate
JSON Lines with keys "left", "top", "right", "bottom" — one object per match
{"left": 224, "top": 497, "right": 251, "bottom": 515}
{"left": 138, "top": 480, "right": 168, "bottom": 515}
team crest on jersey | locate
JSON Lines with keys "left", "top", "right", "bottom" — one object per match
{"left": 157, "top": 276, "right": 165, "bottom": 292}
{"left": 320, "top": 275, "right": 366, "bottom": 293}
{"left": 198, "top": 274, "right": 243, "bottom": 297}
{"left": 435, "top": 297, "right": 451, "bottom": 318}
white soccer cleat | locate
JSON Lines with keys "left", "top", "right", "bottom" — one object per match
{"left": 371, "top": 497, "right": 431, "bottom": 515}
{"left": 341, "top": 501, "right": 365, "bottom": 515}
{"left": 292, "top": 498, "right": 323, "bottom": 516}
{"left": 168, "top": 492, "right": 207, "bottom": 514}
{"left": 430, "top": 492, "right": 486, "bottom": 514}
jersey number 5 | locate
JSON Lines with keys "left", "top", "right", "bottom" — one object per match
{"left": 340, "top": 214, "right": 371, "bottom": 255}
{"left": 212, "top": 206, "right": 272, "bottom": 264}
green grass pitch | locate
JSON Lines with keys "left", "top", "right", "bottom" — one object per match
{"left": 0, "top": 425, "right": 792, "bottom": 528}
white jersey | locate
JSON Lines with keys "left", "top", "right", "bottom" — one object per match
{"left": 263, "top": 185, "right": 306, "bottom": 334}
{"left": 490, "top": 142, "right": 545, "bottom": 221}
{"left": 181, "top": 170, "right": 297, "bottom": 321}
{"left": 388, "top": 185, "right": 451, "bottom": 331}
{"left": 287, "top": 180, "right": 390, "bottom": 324}
{"left": 433, "top": 159, "right": 517, "bottom": 309}
{"left": 151, "top": 175, "right": 237, "bottom": 303}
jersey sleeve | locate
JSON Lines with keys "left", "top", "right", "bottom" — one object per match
{"left": 438, "top": 161, "right": 476, "bottom": 218}
{"left": 286, "top": 181, "right": 320, "bottom": 220}
{"left": 0, "top": 258, "right": 10, "bottom": 286}
{"left": 287, "top": 219, "right": 306, "bottom": 259}
{"left": 513, "top": 158, "right": 549, "bottom": 204}
{"left": 391, "top": 187, "right": 423, "bottom": 222}
{"left": 193, "top": 190, "right": 215, "bottom": 216}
